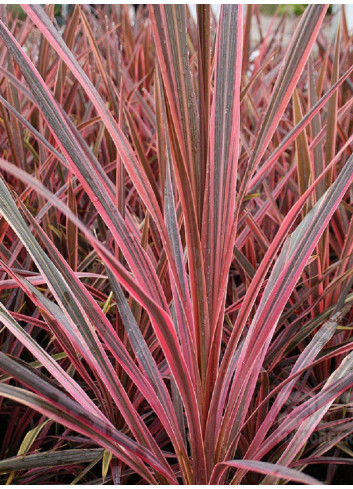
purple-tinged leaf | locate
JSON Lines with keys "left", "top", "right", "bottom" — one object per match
{"left": 210, "top": 459, "right": 323, "bottom": 485}
{"left": 201, "top": 6, "right": 243, "bottom": 404}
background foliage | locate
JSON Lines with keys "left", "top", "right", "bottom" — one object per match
{"left": 0, "top": 3, "right": 353, "bottom": 485}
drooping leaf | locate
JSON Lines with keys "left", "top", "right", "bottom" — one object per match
{"left": 0, "top": 449, "right": 104, "bottom": 475}
{"left": 210, "top": 459, "right": 323, "bottom": 485}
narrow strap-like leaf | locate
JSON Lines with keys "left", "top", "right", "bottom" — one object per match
{"left": 201, "top": 3, "right": 243, "bottom": 418}
{"left": 0, "top": 173, "right": 172, "bottom": 476}
{"left": 218, "top": 152, "right": 353, "bottom": 457}
{"left": 0, "top": 17, "right": 169, "bottom": 312}
{"left": 18, "top": 5, "right": 194, "bottom": 356}
{"left": 233, "top": 310, "right": 346, "bottom": 483}
{"left": 0, "top": 300, "right": 105, "bottom": 421}
{"left": 149, "top": 5, "right": 200, "bottom": 222}
{"left": 0, "top": 449, "right": 103, "bottom": 475}
{"left": 253, "top": 352, "right": 353, "bottom": 471}
{"left": 239, "top": 5, "right": 328, "bottom": 200}
{"left": 0, "top": 158, "right": 206, "bottom": 484}
{"left": 210, "top": 459, "right": 323, "bottom": 485}
{"left": 0, "top": 364, "right": 170, "bottom": 484}
{"left": 202, "top": 4, "right": 243, "bottom": 334}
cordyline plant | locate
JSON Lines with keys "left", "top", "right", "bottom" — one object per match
{"left": 0, "top": 3, "right": 353, "bottom": 485}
